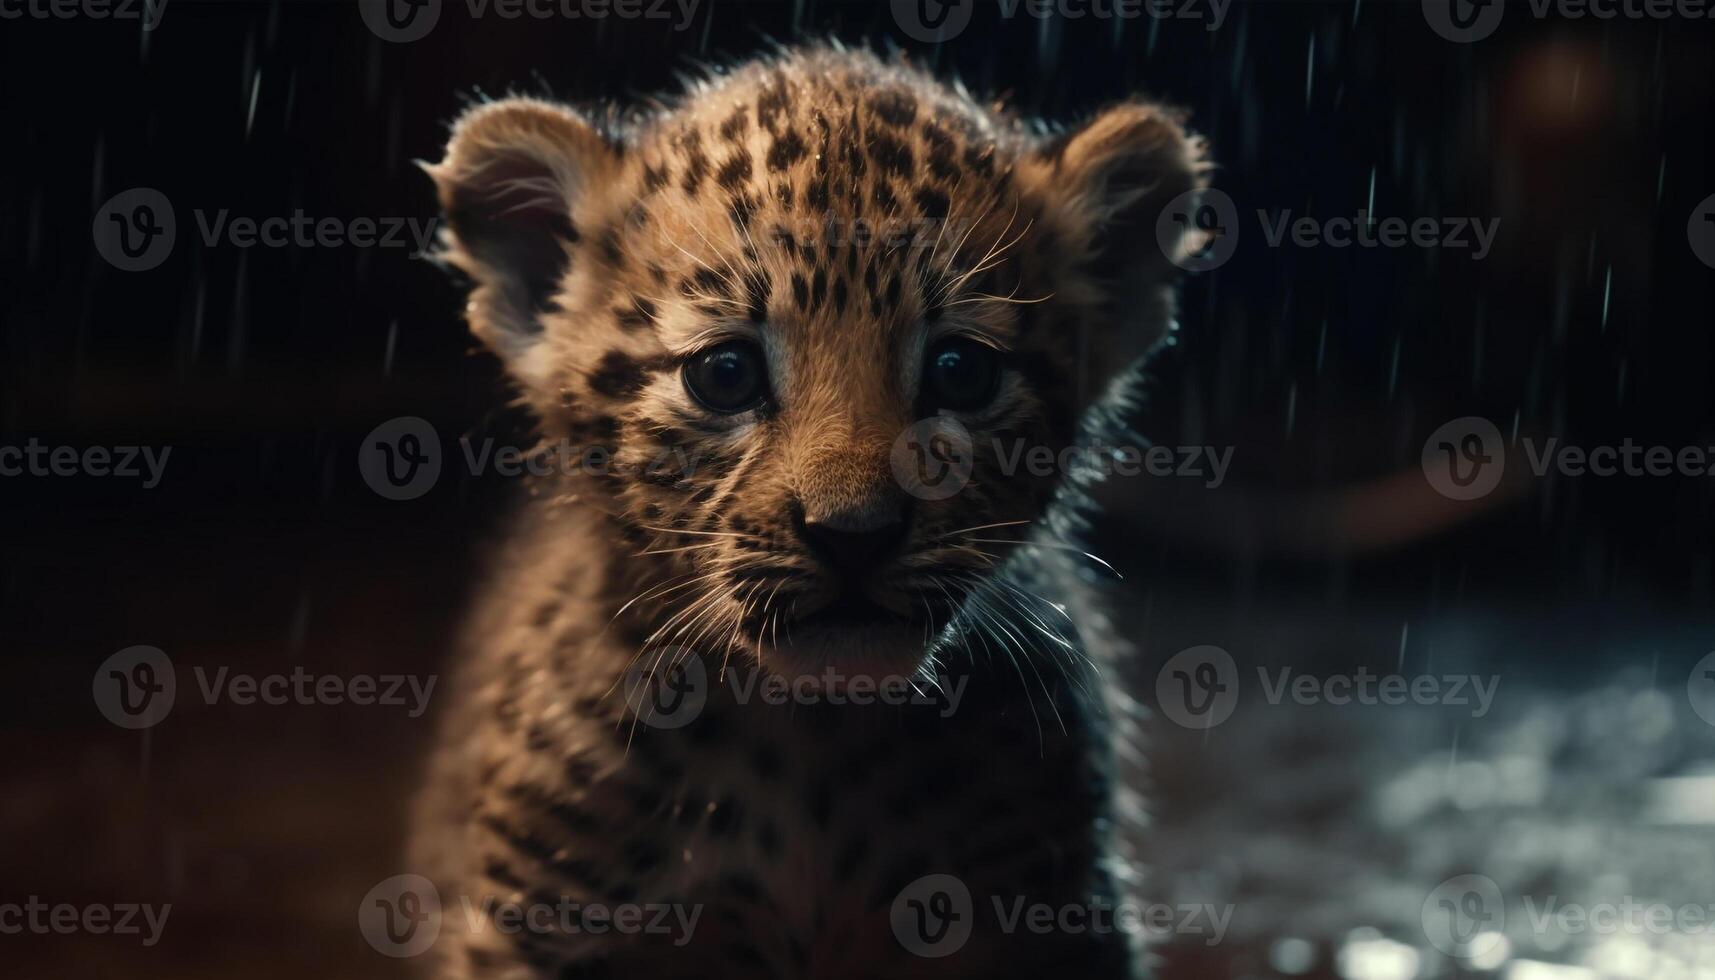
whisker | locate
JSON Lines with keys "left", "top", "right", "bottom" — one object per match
{"left": 960, "top": 539, "right": 1122, "bottom": 579}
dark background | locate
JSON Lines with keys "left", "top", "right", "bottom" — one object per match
{"left": 3, "top": 1, "right": 1714, "bottom": 978}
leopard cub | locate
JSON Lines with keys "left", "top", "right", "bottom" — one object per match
{"left": 411, "top": 45, "right": 1208, "bottom": 980}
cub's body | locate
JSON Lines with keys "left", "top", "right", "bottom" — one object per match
{"left": 412, "top": 46, "right": 1205, "bottom": 979}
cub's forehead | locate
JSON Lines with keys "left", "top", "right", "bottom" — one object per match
{"left": 603, "top": 52, "right": 1038, "bottom": 352}
{"left": 624, "top": 53, "right": 1025, "bottom": 234}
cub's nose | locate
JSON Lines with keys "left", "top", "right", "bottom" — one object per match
{"left": 791, "top": 503, "right": 910, "bottom": 581}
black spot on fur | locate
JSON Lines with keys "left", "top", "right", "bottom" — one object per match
{"left": 588, "top": 351, "right": 649, "bottom": 400}
{"left": 914, "top": 186, "right": 950, "bottom": 221}
{"left": 719, "top": 106, "right": 749, "bottom": 142}
{"left": 615, "top": 297, "right": 657, "bottom": 332}
{"left": 483, "top": 856, "right": 527, "bottom": 890}
{"left": 728, "top": 192, "right": 759, "bottom": 232}
{"left": 867, "top": 127, "right": 914, "bottom": 177}
{"left": 716, "top": 151, "right": 753, "bottom": 191}
{"left": 872, "top": 179, "right": 899, "bottom": 213}
{"left": 790, "top": 272, "right": 810, "bottom": 311}
{"left": 680, "top": 131, "right": 708, "bottom": 195}
{"left": 642, "top": 161, "right": 670, "bottom": 193}
{"left": 746, "top": 272, "right": 771, "bottom": 323}
{"left": 872, "top": 90, "right": 919, "bottom": 128}
{"left": 964, "top": 143, "right": 996, "bottom": 177}
{"left": 766, "top": 128, "right": 807, "bottom": 171}
{"left": 688, "top": 268, "right": 731, "bottom": 298}
{"left": 807, "top": 174, "right": 831, "bottom": 212}
{"left": 598, "top": 227, "right": 624, "bottom": 268}
{"left": 810, "top": 268, "right": 827, "bottom": 311}
{"left": 755, "top": 71, "right": 790, "bottom": 132}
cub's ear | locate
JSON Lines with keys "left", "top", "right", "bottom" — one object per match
{"left": 425, "top": 98, "right": 621, "bottom": 382}
{"left": 1023, "top": 102, "right": 1210, "bottom": 364}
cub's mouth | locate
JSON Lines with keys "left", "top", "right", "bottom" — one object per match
{"left": 745, "top": 577, "right": 969, "bottom": 683}
{"left": 792, "top": 591, "right": 915, "bottom": 630}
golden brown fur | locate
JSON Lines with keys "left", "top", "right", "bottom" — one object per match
{"left": 411, "top": 44, "right": 1208, "bottom": 979}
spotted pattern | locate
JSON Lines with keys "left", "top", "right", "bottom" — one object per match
{"left": 414, "top": 45, "right": 1207, "bottom": 980}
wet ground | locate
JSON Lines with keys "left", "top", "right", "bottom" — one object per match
{"left": 5, "top": 513, "right": 1711, "bottom": 980}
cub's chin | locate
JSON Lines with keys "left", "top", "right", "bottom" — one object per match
{"left": 756, "top": 600, "right": 931, "bottom": 684}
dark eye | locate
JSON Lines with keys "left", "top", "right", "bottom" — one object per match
{"left": 923, "top": 337, "right": 1002, "bottom": 412}
{"left": 683, "top": 340, "right": 770, "bottom": 414}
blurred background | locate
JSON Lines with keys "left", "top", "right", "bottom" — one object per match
{"left": 2, "top": 0, "right": 1713, "bottom": 977}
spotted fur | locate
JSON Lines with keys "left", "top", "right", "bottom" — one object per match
{"left": 412, "top": 45, "right": 1208, "bottom": 979}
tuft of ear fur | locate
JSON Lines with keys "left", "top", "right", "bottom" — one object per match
{"left": 1023, "top": 101, "right": 1212, "bottom": 373}
{"left": 424, "top": 98, "right": 621, "bottom": 385}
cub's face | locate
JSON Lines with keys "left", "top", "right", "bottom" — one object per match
{"left": 431, "top": 50, "right": 1205, "bottom": 680}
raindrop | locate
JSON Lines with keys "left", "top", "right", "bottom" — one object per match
{"left": 247, "top": 69, "right": 263, "bottom": 139}
{"left": 384, "top": 319, "right": 399, "bottom": 378}
{"left": 1600, "top": 265, "right": 1612, "bottom": 331}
